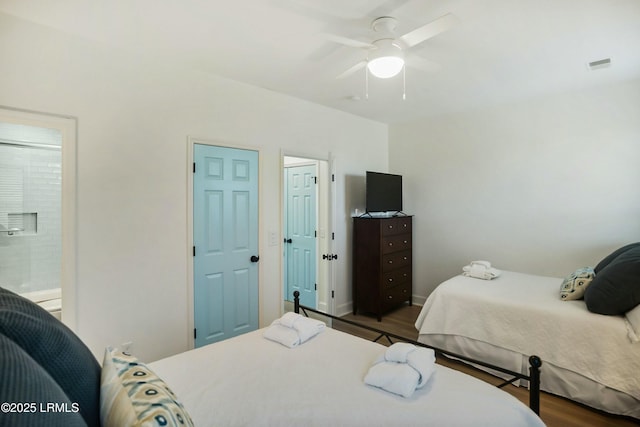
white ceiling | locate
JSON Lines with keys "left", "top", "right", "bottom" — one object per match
{"left": 2, "top": 0, "right": 639, "bottom": 124}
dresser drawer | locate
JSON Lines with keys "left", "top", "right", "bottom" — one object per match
{"left": 382, "top": 250, "right": 411, "bottom": 271}
{"left": 382, "top": 266, "right": 411, "bottom": 288}
{"left": 381, "top": 217, "right": 412, "bottom": 236}
{"left": 382, "top": 233, "right": 412, "bottom": 254}
{"left": 382, "top": 283, "right": 411, "bottom": 309}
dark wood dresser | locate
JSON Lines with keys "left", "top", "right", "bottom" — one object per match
{"left": 352, "top": 215, "right": 412, "bottom": 321}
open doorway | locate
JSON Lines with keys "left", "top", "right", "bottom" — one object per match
{"left": 283, "top": 155, "right": 332, "bottom": 314}
{"left": 0, "top": 107, "right": 76, "bottom": 329}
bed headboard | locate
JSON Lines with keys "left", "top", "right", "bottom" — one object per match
{"left": 0, "top": 287, "right": 101, "bottom": 427}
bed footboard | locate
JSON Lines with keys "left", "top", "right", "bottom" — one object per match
{"left": 293, "top": 291, "right": 542, "bottom": 415}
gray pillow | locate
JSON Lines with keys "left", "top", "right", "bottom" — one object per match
{"left": 585, "top": 245, "right": 640, "bottom": 315}
{"left": 594, "top": 242, "right": 640, "bottom": 274}
{"left": 0, "top": 332, "right": 87, "bottom": 426}
{"left": 0, "top": 287, "right": 100, "bottom": 426}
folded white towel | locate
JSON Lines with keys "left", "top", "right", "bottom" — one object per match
{"left": 279, "top": 311, "right": 301, "bottom": 328}
{"left": 364, "top": 343, "right": 436, "bottom": 398}
{"left": 384, "top": 342, "right": 416, "bottom": 363}
{"left": 293, "top": 316, "right": 326, "bottom": 343}
{"left": 263, "top": 312, "right": 326, "bottom": 348}
{"left": 364, "top": 361, "right": 421, "bottom": 398}
{"left": 462, "top": 262, "right": 502, "bottom": 280}
{"left": 407, "top": 348, "right": 436, "bottom": 388}
{"left": 263, "top": 323, "right": 300, "bottom": 348}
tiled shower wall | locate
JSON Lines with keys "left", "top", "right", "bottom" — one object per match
{"left": 0, "top": 124, "right": 61, "bottom": 294}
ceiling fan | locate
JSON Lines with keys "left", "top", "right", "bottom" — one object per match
{"left": 326, "top": 13, "right": 457, "bottom": 79}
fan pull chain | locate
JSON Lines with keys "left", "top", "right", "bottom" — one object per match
{"left": 402, "top": 65, "right": 406, "bottom": 100}
{"left": 365, "top": 66, "right": 369, "bottom": 100}
{"left": 363, "top": 64, "right": 406, "bottom": 100}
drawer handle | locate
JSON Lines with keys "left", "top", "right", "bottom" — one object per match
{"left": 403, "top": 223, "right": 407, "bottom": 228}
{"left": 388, "top": 225, "right": 393, "bottom": 229}
{"left": 403, "top": 289, "right": 407, "bottom": 293}
{"left": 403, "top": 240, "right": 408, "bottom": 244}
{"left": 388, "top": 242, "right": 393, "bottom": 246}
{"left": 403, "top": 256, "right": 407, "bottom": 260}
{"left": 388, "top": 260, "right": 393, "bottom": 264}
{"left": 403, "top": 273, "right": 407, "bottom": 277}
{"left": 388, "top": 295, "right": 393, "bottom": 299}
{"left": 388, "top": 278, "right": 393, "bottom": 282}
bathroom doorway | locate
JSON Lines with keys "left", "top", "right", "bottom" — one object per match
{"left": 0, "top": 107, "right": 77, "bottom": 328}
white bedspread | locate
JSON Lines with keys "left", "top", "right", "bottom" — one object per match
{"left": 415, "top": 271, "right": 640, "bottom": 400}
{"left": 150, "top": 327, "right": 544, "bottom": 426}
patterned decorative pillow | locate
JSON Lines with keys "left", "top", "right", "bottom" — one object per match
{"left": 100, "top": 348, "right": 194, "bottom": 427}
{"left": 560, "top": 267, "right": 595, "bottom": 301}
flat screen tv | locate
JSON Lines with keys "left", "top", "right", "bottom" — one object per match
{"left": 365, "top": 171, "right": 403, "bottom": 213}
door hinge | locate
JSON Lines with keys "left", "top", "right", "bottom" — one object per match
{"left": 331, "top": 290, "right": 335, "bottom": 298}
{"left": 314, "top": 230, "right": 317, "bottom": 238}
{"left": 194, "top": 328, "right": 197, "bottom": 339}
{"left": 332, "top": 174, "right": 335, "bottom": 182}
{"left": 193, "top": 246, "right": 196, "bottom": 256}
{"left": 314, "top": 176, "right": 317, "bottom": 184}
{"left": 193, "top": 162, "right": 196, "bottom": 173}
{"left": 314, "top": 283, "right": 317, "bottom": 291}
{"left": 332, "top": 232, "right": 335, "bottom": 240}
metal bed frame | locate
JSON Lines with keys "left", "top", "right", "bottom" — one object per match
{"left": 293, "top": 291, "right": 542, "bottom": 415}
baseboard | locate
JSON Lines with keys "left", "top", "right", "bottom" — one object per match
{"left": 412, "top": 295, "right": 426, "bottom": 306}
{"left": 336, "top": 302, "right": 352, "bottom": 318}
{"left": 337, "top": 297, "right": 423, "bottom": 318}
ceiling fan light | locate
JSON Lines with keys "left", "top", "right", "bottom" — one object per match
{"left": 367, "top": 39, "right": 405, "bottom": 78}
{"left": 367, "top": 56, "right": 405, "bottom": 78}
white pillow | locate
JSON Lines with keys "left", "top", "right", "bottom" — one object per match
{"left": 100, "top": 347, "right": 194, "bottom": 427}
{"left": 625, "top": 304, "right": 640, "bottom": 343}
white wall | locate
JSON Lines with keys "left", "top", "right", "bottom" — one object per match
{"left": 0, "top": 13, "right": 388, "bottom": 362}
{"left": 390, "top": 79, "right": 640, "bottom": 302}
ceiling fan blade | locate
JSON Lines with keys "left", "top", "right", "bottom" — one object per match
{"left": 399, "top": 13, "right": 457, "bottom": 48}
{"left": 323, "top": 33, "right": 375, "bottom": 49}
{"left": 405, "top": 52, "right": 441, "bottom": 73}
{"left": 336, "top": 60, "right": 367, "bottom": 79}
{"left": 367, "top": 0, "right": 412, "bottom": 18}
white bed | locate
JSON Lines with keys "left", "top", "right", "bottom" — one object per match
{"left": 415, "top": 271, "right": 640, "bottom": 419}
{"left": 149, "top": 326, "right": 544, "bottom": 426}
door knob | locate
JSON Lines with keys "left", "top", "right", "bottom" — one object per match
{"left": 250, "top": 255, "right": 260, "bottom": 263}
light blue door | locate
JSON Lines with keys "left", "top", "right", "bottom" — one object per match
{"left": 284, "top": 164, "right": 317, "bottom": 308}
{"left": 193, "top": 144, "right": 259, "bottom": 347}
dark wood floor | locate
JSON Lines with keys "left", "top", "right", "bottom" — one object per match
{"left": 334, "top": 303, "right": 639, "bottom": 427}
